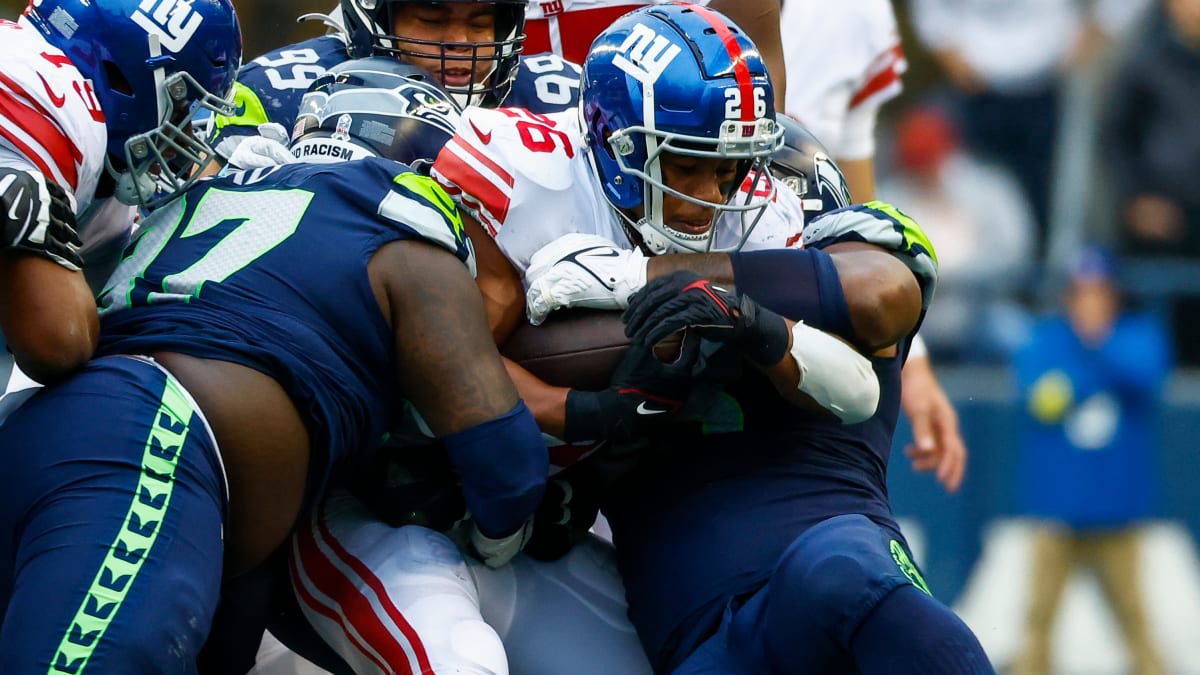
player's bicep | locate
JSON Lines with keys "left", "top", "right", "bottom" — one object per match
{"left": 826, "top": 242, "right": 922, "bottom": 352}
{"left": 464, "top": 211, "right": 524, "bottom": 343}
{"left": 373, "top": 239, "right": 520, "bottom": 437}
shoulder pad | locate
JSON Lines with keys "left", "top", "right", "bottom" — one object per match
{"left": 802, "top": 200, "right": 938, "bottom": 308}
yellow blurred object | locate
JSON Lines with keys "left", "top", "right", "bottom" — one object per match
{"left": 1028, "top": 370, "right": 1074, "bottom": 423}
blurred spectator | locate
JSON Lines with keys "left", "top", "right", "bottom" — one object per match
{"left": 779, "top": 0, "right": 906, "bottom": 201}
{"left": 1104, "top": 0, "right": 1200, "bottom": 258}
{"left": 1102, "top": 0, "right": 1200, "bottom": 366}
{"left": 879, "top": 104, "right": 1035, "bottom": 363}
{"left": 908, "top": 0, "right": 1148, "bottom": 258}
{"left": 1012, "top": 247, "right": 1169, "bottom": 675}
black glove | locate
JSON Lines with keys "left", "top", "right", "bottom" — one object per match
{"left": 562, "top": 330, "right": 709, "bottom": 443}
{"left": 0, "top": 168, "right": 83, "bottom": 271}
{"left": 624, "top": 271, "right": 790, "bottom": 368}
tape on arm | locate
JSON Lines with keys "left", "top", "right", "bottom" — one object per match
{"left": 790, "top": 321, "right": 880, "bottom": 424}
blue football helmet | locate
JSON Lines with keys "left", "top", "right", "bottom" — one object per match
{"left": 24, "top": 0, "right": 242, "bottom": 208}
{"left": 772, "top": 117, "right": 852, "bottom": 220}
{"left": 580, "top": 3, "right": 784, "bottom": 254}
{"left": 291, "top": 57, "right": 462, "bottom": 172}
{"left": 340, "top": 0, "right": 526, "bottom": 108}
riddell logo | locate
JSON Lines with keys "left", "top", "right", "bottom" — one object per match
{"left": 131, "top": 0, "right": 203, "bottom": 53}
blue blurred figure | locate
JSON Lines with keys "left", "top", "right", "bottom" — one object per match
{"left": 1013, "top": 246, "right": 1169, "bottom": 675}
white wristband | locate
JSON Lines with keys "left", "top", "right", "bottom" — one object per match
{"left": 790, "top": 321, "right": 879, "bottom": 424}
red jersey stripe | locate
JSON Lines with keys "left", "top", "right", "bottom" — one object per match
{"left": 849, "top": 44, "right": 905, "bottom": 109}
{"left": 435, "top": 140, "right": 513, "bottom": 225}
{"left": 0, "top": 75, "right": 81, "bottom": 190}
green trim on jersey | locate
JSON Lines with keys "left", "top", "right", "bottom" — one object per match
{"left": 860, "top": 200, "right": 938, "bottom": 266}
{"left": 50, "top": 375, "right": 195, "bottom": 674}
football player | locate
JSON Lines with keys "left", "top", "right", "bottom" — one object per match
{"left": 0, "top": 58, "right": 548, "bottom": 672}
{"left": 214, "top": 0, "right": 586, "bottom": 168}
{"left": 436, "top": 5, "right": 994, "bottom": 673}
{"left": 0, "top": 0, "right": 241, "bottom": 402}
{"left": 521, "top": 0, "right": 787, "bottom": 107}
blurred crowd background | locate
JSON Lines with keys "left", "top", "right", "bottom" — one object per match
{"left": 5, "top": 0, "right": 1200, "bottom": 671}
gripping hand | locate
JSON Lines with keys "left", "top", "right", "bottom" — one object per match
{"left": 562, "top": 329, "right": 709, "bottom": 443}
{"left": 525, "top": 233, "right": 648, "bottom": 325}
{"left": 0, "top": 168, "right": 83, "bottom": 270}
{"left": 624, "top": 271, "right": 790, "bottom": 367}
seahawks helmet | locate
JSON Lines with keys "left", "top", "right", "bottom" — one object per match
{"left": 340, "top": 0, "right": 526, "bottom": 107}
{"left": 24, "top": 0, "right": 242, "bottom": 208}
{"left": 772, "top": 117, "right": 852, "bottom": 220}
{"left": 291, "top": 57, "right": 461, "bottom": 172}
{"left": 580, "top": 3, "right": 783, "bottom": 254}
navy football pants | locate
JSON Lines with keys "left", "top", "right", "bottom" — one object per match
{"left": 0, "top": 356, "right": 226, "bottom": 674}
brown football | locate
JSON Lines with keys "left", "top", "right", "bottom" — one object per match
{"left": 501, "top": 309, "right": 683, "bottom": 391}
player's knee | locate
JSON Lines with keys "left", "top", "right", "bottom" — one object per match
{"left": 771, "top": 515, "right": 911, "bottom": 645}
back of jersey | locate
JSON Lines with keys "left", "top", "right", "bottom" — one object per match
{"left": 95, "top": 158, "right": 471, "bottom": 481}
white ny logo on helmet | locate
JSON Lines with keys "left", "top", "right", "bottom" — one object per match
{"left": 612, "top": 24, "right": 681, "bottom": 84}
{"left": 132, "top": 0, "right": 203, "bottom": 53}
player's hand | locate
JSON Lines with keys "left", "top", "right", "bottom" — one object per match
{"left": 624, "top": 271, "right": 790, "bottom": 367}
{"left": 469, "top": 518, "right": 533, "bottom": 569}
{"left": 225, "top": 123, "right": 296, "bottom": 170}
{"left": 524, "top": 477, "right": 598, "bottom": 562}
{"left": 901, "top": 355, "right": 967, "bottom": 494}
{"left": 525, "top": 233, "right": 648, "bottom": 325}
{"left": 562, "top": 331, "right": 717, "bottom": 442}
{"left": 0, "top": 167, "right": 83, "bottom": 271}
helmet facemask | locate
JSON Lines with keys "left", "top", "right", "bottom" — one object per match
{"left": 607, "top": 117, "right": 783, "bottom": 255}
{"left": 343, "top": 0, "right": 525, "bottom": 108}
{"left": 108, "top": 35, "right": 238, "bottom": 208}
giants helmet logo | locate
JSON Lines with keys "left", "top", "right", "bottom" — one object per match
{"left": 612, "top": 24, "right": 680, "bottom": 84}
{"left": 131, "top": 0, "right": 202, "bottom": 52}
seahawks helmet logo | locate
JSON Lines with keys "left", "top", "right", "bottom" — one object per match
{"left": 392, "top": 82, "right": 458, "bottom": 137}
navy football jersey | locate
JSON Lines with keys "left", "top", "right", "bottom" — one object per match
{"left": 95, "top": 159, "right": 471, "bottom": 497}
{"left": 603, "top": 347, "right": 909, "bottom": 672}
{"left": 215, "top": 36, "right": 582, "bottom": 147}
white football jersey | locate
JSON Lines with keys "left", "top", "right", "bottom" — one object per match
{"left": 779, "top": 0, "right": 906, "bottom": 160}
{"left": 0, "top": 19, "right": 108, "bottom": 217}
{"left": 523, "top": 0, "right": 711, "bottom": 64}
{"left": 432, "top": 106, "right": 806, "bottom": 281}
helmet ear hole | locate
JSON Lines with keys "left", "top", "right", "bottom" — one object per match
{"left": 104, "top": 61, "right": 134, "bottom": 96}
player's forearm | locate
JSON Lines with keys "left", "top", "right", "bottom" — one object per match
{"left": 504, "top": 356, "right": 569, "bottom": 438}
{"left": 0, "top": 252, "right": 98, "bottom": 384}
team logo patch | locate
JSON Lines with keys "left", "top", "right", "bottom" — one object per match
{"left": 331, "top": 114, "right": 352, "bottom": 142}
{"left": 890, "top": 540, "right": 932, "bottom": 596}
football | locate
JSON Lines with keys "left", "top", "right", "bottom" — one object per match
{"left": 501, "top": 309, "right": 683, "bottom": 391}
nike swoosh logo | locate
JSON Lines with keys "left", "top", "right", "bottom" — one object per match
{"left": 468, "top": 119, "right": 492, "bottom": 145}
{"left": 37, "top": 73, "right": 66, "bottom": 107}
{"left": 562, "top": 246, "right": 622, "bottom": 290}
{"left": 636, "top": 401, "right": 669, "bottom": 415}
{"left": 7, "top": 187, "right": 24, "bottom": 222}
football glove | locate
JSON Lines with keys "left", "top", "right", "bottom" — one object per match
{"left": 0, "top": 167, "right": 83, "bottom": 271}
{"left": 624, "top": 271, "right": 791, "bottom": 368}
{"left": 469, "top": 518, "right": 533, "bottom": 569}
{"left": 525, "top": 233, "right": 648, "bottom": 325}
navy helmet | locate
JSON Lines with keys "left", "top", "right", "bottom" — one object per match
{"left": 772, "top": 117, "right": 852, "bottom": 220}
{"left": 291, "top": 57, "right": 461, "bottom": 172}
